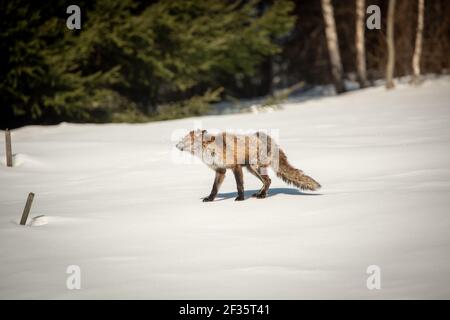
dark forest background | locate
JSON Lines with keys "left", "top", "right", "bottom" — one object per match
{"left": 1, "top": 0, "right": 449, "bottom": 129}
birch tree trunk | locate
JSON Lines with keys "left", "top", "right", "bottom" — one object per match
{"left": 355, "top": 0, "right": 368, "bottom": 88}
{"left": 321, "top": 0, "right": 345, "bottom": 93}
{"left": 412, "top": 0, "right": 425, "bottom": 84}
{"left": 385, "top": 0, "right": 396, "bottom": 89}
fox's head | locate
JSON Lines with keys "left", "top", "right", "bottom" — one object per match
{"left": 176, "top": 129, "right": 207, "bottom": 153}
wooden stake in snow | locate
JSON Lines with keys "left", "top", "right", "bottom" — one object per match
{"left": 20, "top": 193, "right": 35, "bottom": 226}
{"left": 5, "top": 129, "right": 12, "bottom": 167}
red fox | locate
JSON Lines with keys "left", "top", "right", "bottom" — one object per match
{"left": 176, "top": 129, "right": 321, "bottom": 201}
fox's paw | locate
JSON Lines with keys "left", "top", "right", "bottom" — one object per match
{"left": 234, "top": 196, "right": 245, "bottom": 201}
{"left": 252, "top": 192, "right": 267, "bottom": 199}
{"left": 202, "top": 196, "right": 214, "bottom": 202}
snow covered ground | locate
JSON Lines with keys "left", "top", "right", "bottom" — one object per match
{"left": 1, "top": 77, "right": 450, "bottom": 299}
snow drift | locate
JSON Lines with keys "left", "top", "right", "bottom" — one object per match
{"left": 1, "top": 77, "right": 450, "bottom": 299}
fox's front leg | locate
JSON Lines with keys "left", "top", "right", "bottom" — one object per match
{"left": 203, "top": 169, "right": 226, "bottom": 202}
{"left": 232, "top": 165, "right": 245, "bottom": 201}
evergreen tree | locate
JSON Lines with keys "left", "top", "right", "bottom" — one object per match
{"left": 1, "top": 0, "right": 295, "bottom": 128}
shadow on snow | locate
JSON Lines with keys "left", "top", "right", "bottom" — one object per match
{"left": 210, "top": 188, "right": 322, "bottom": 201}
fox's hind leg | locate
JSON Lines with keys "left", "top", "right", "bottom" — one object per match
{"left": 203, "top": 168, "right": 226, "bottom": 202}
{"left": 246, "top": 165, "right": 271, "bottom": 198}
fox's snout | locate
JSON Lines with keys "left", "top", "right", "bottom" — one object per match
{"left": 176, "top": 141, "right": 185, "bottom": 151}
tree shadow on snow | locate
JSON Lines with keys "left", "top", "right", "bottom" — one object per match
{"left": 213, "top": 188, "right": 322, "bottom": 201}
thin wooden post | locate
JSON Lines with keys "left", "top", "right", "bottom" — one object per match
{"left": 20, "top": 193, "right": 35, "bottom": 226}
{"left": 5, "top": 129, "right": 12, "bottom": 167}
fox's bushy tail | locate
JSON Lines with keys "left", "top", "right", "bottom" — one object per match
{"left": 257, "top": 132, "right": 321, "bottom": 191}
{"left": 275, "top": 149, "right": 321, "bottom": 191}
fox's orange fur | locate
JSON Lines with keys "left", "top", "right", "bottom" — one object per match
{"left": 176, "top": 129, "right": 320, "bottom": 201}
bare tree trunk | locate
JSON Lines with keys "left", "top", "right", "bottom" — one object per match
{"left": 321, "top": 0, "right": 345, "bottom": 94}
{"left": 412, "top": 0, "right": 425, "bottom": 84}
{"left": 355, "top": 0, "right": 368, "bottom": 88}
{"left": 386, "top": 0, "right": 396, "bottom": 89}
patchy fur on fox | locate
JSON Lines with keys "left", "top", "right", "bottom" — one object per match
{"left": 176, "top": 129, "right": 320, "bottom": 201}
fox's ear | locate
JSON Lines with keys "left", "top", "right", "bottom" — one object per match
{"left": 202, "top": 133, "right": 215, "bottom": 147}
